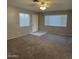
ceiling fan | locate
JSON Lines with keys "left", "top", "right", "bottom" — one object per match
{"left": 32, "top": 0, "right": 51, "bottom": 10}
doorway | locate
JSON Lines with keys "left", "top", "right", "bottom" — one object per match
{"left": 32, "top": 14, "right": 38, "bottom": 32}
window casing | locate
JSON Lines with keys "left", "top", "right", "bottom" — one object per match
{"left": 44, "top": 15, "right": 67, "bottom": 27}
{"left": 19, "top": 13, "right": 30, "bottom": 27}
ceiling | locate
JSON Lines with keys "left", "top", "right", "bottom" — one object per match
{"left": 7, "top": 0, "right": 72, "bottom": 12}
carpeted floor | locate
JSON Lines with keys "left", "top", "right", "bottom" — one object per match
{"left": 7, "top": 34, "right": 72, "bottom": 59}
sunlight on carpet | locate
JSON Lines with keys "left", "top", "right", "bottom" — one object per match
{"left": 30, "top": 32, "right": 47, "bottom": 36}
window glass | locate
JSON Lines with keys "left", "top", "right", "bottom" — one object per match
{"left": 45, "top": 15, "right": 67, "bottom": 27}
{"left": 19, "top": 13, "right": 30, "bottom": 27}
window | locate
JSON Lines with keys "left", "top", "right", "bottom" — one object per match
{"left": 44, "top": 15, "right": 67, "bottom": 27}
{"left": 19, "top": 13, "right": 30, "bottom": 27}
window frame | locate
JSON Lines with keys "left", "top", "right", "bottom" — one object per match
{"left": 44, "top": 14, "right": 68, "bottom": 27}
{"left": 19, "top": 13, "right": 30, "bottom": 27}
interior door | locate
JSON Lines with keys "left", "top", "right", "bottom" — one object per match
{"left": 32, "top": 14, "right": 38, "bottom": 32}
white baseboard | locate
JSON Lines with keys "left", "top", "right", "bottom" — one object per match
{"left": 58, "top": 34, "right": 72, "bottom": 36}
{"left": 7, "top": 34, "right": 29, "bottom": 40}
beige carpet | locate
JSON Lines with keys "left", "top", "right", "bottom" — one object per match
{"left": 7, "top": 34, "right": 72, "bottom": 59}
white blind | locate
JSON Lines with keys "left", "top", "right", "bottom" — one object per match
{"left": 45, "top": 15, "right": 67, "bottom": 27}
{"left": 19, "top": 13, "right": 30, "bottom": 27}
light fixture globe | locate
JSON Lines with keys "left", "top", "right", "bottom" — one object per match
{"left": 40, "top": 7, "right": 46, "bottom": 10}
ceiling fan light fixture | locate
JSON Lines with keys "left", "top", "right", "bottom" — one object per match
{"left": 40, "top": 6, "right": 46, "bottom": 10}
{"left": 33, "top": 0, "right": 49, "bottom": 10}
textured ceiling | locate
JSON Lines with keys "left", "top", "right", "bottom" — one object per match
{"left": 7, "top": 0, "right": 72, "bottom": 12}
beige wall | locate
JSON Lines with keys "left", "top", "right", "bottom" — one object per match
{"left": 7, "top": 5, "right": 37, "bottom": 39}
{"left": 7, "top": 5, "right": 72, "bottom": 39}
{"left": 38, "top": 10, "right": 72, "bottom": 36}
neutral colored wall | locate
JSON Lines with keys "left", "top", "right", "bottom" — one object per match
{"left": 38, "top": 10, "right": 72, "bottom": 36}
{"left": 7, "top": 5, "right": 37, "bottom": 39}
{"left": 7, "top": 5, "right": 72, "bottom": 39}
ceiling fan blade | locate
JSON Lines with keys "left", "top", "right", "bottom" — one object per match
{"left": 33, "top": 0, "right": 39, "bottom": 2}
